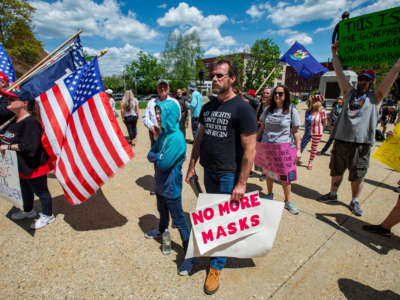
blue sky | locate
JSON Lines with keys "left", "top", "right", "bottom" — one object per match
{"left": 30, "top": 0, "right": 399, "bottom": 76}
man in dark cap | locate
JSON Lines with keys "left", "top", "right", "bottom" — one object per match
{"left": 318, "top": 41, "right": 400, "bottom": 217}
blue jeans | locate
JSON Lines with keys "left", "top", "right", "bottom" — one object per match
{"left": 191, "top": 117, "right": 199, "bottom": 140}
{"left": 301, "top": 129, "right": 311, "bottom": 153}
{"left": 20, "top": 175, "right": 53, "bottom": 216}
{"left": 320, "top": 133, "right": 334, "bottom": 154}
{"left": 204, "top": 169, "right": 239, "bottom": 270}
{"left": 157, "top": 194, "right": 190, "bottom": 251}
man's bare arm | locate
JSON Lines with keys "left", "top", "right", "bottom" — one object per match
{"left": 376, "top": 57, "right": 400, "bottom": 105}
{"left": 331, "top": 42, "right": 352, "bottom": 98}
{"left": 231, "top": 132, "right": 257, "bottom": 202}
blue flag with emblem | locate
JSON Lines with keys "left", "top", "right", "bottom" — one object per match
{"left": 280, "top": 41, "right": 328, "bottom": 80}
{"left": 0, "top": 44, "right": 17, "bottom": 82}
{"left": 21, "top": 36, "right": 86, "bottom": 98}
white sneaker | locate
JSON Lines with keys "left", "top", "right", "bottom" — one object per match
{"left": 30, "top": 213, "right": 55, "bottom": 229}
{"left": 11, "top": 210, "right": 37, "bottom": 220}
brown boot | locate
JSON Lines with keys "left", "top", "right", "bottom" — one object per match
{"left": 204, "top": 267, "right": 220, "bottom": 295}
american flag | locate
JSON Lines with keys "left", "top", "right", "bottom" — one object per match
{"left": 0, "top": 44, "right": 17, "bottom": 82}
{"left": 37, "top": 57, "right": 133, "bottom": 204}
{"left": 71, "top": 36, "right": 86, "bottom": 68}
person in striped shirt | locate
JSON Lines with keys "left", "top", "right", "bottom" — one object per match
{"left": 307, "top": 96, "right": 327, "bottom": 170}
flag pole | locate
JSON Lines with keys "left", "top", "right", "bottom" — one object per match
{"left": 8, "top": 29, "right": 83, "bottom": 90}
{"left": 255, "top": 63, "right": 280, "bottom": 95}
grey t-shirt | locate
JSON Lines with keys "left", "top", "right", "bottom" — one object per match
{"left": 261, "top": 105, "right": 300, "bottom": 144}
{"left": 334, "top": 89, "right": 378, "bottom": 145}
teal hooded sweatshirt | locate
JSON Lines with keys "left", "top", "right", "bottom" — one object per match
{"left": 147, "top": 100, "right": 186, "bottom": 199}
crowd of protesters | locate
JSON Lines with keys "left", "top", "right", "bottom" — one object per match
{"left": 1, "top": 40, "right": 400, "bottom": 296}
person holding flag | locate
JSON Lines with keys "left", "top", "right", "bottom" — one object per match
{"left": 0, "top": 88, "right": 55, "bottom": 229}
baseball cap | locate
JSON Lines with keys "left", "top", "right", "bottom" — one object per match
{"left": 157, "top": 79, "right": 169, "bottom": 87}
{"left": 105, "top": 89, "right": 113, "bottom": 94}
{"left": 189, "top": 82, "right": 196, "bottom": 90}
{"left": 359, "top": 69, "right": 376, "bottom": 80}
{"left": 248, "top": 89, "right": 256, "bottom": 97}
{"left": 0, "top": 88, "right": 35, "bottom": 103}
{"left": 0, "top": 72, "right": 9, "bottom": 83}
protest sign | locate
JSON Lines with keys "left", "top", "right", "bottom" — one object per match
{"left": 255, "top": 142, "right": 297, "bottom": 182}
{"left": 186, "top": 192, "right": 284, "bottom": 259}
{"left": 0, "top": 151, "right": 23, "bottom": 209}
{"left": 190, "top": 191, "right": 263, "bottom": 254}
{"left": 339, "top": 6, "right": 400, "bottom": 66}
{"left": 372, "top": 123, "right": 400, "bottom": 172}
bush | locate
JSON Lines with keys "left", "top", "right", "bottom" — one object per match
{"left": 139, "top": 101, "right": 148, "bottom": 109}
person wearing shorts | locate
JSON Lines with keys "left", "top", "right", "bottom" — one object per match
{"left": 318, "top": 41, "right": 400, "bottom": 217}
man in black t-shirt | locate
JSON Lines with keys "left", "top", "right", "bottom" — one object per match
{"left": 185, "top": 59, "right": 257, "bottom": 295}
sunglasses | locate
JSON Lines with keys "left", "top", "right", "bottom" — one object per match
{"left": 275, "top": 92, "right": 285, "bottom": 97}
{"left": 210, "top": 73, "right": 228, "bottom": 79}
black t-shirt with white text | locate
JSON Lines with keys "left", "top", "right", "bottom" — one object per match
{"left": 199, "top": 96, "right": 257, "bottom": 173}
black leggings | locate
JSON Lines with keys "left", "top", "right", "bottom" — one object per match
{"left": 123, "top": 115, "right": 138, "bottom": 140}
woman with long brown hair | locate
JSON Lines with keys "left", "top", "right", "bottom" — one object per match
{"left": 121, "top": 90, "right": 139, "bottom": 146}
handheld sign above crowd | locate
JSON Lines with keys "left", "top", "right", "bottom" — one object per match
{"left": 372, "top": 122, "right": 400, "bottom": 172}
{"left": 185, "top": 191, "right": 284, "bottom": 259}
{"left": 255, "top": 142, "right": 297, "bottom": 182}
{"left": 0, "top": 151, "right": 23, "bottom": 209}
{"left": 338, "top": 6, "right": 400, "bottom": 66}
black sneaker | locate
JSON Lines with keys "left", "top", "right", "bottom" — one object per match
{"left": 350, "top": 201, "right": 363, "bottom": 216}
{"left": 317, "top": 151, "right": 323, "bottom": 156}
{"left": 362, "top": 225, "right": 392, "bottom": 237}
{"left": 394, "top": 186, "right": 400, "bottom": 193}
{"left": 317, "top": 193, "right": 338, "bottom": 203}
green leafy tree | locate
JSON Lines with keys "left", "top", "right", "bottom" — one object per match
{"left": 102, "top": 75, "right": 124, "bottom": 93}
{"left": 0, "top": 0, "right": 42, "bottom": 65}
{"left": 161, "top": 31, "right": 202, "bottom": 91}
{"left": 244, "top": 38, "right": 281, "bottom": 91}
{"left": 124, "top": 51, "right": 167, "bottom": 95}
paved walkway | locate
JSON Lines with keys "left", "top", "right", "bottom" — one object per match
{"left": 0, "top": 101, "right": 399, "bottom": 299}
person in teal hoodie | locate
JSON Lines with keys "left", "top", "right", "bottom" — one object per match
{"left": 144, "top": 99, "right": 194, "bottom": 275}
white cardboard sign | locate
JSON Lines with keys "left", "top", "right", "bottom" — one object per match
{"left": 0, "top": 151, "right": 23, "bottom": 210}
{"left": 186, "top": 191, "right": 284, "bottom": 259}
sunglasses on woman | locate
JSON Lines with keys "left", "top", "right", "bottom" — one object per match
{"left": 275, "top": 92, "right": 285, "bottom": 97}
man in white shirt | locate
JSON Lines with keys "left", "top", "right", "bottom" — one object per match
{"left": 142, "top": 79, "right": 180, "bottom": 146}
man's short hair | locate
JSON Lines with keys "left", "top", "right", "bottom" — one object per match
{"left": 215, "top": 59, "right": 237, "bottom": 79}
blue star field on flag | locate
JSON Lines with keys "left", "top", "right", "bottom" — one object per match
{"left": 64, "top": 57, "right": 104, "bottom": 113}
{"left": 0, "top": 44, "right": 17, "bottom": 82}
{"left": 71, "top": 36, "right": 86, "bottom": 68}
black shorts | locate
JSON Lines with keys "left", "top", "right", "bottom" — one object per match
{"left": 329, "top": 140, "right": 371, "bottom": 181}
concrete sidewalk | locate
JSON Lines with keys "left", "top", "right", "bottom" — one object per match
{"left": 0, "top": 102, "right": 399, "bottom": 299}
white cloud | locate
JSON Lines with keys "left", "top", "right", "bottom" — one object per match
{"left": 246, "top": 5, "right": 264, "bottom": 18}
{"left": 266, "top": 28, "right": 313, "bottom": 46}
{"left": 157, "top": 3, "right": 167, "bottom": 9}
{"left": 85, "top": 44, "right": 142, "bottom": 76}
{"left": 285, "top": 33, "right": 313, "bottom": 46}
{"left": 31, "top": 0, "right": 158, "bottom": 42}
{"left": 157, "top": 2, "right": 236, "bottom": 48}
{"left": 204, "top": 45, "right": 250, "bottom": 57}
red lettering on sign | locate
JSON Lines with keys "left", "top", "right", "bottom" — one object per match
{"left": 204, "top": 207, "right": 214, "bottom": 220}
{"left": 250, "top": 214, "right": 260, "bottom": 227}
{"left": 239, "top": 217, "right": 249, "bottom": 230}
{"left": 216, "top": 225, "right": 227, "bottom": 239}
{"left": 229, "top": 201, "right": 240, "bottom": 212}
{"left": 192, "top": 211, "right": 203, "bottom": 225}
{"left": 250, "top": 193, "right": 260, "bottom": 207}
{"left": 227, "top": 222, "right": 237, "bottom": 234}
{"left": 240, "top": 196, "right": 251, "bottom": 209}
{"left": 202, "top": 229, "right": 214, "bottom": 244}
{"left": 218, "top": 201, "right": 230, "bottom": 216}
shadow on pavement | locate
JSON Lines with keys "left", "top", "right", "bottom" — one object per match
{"left": 136, "top": 175, "right": 154, "bottom": 192}
{"left": 6, "top": 207, "right": 36, "bottom": 237}
{"left": 291, "top": 183, "right": 323, "bottom": 200}
{"left": 338, "top": 278, "right": 400, "bottom": 299}
{"left": 364, "top": 178, "right": 396, "bottom": 192}
{"left": 52, "top": 189, "right": 128, "bottom": 231}
{"left": 316, "top": 213, "right": 400, "bottom": 255}
{"left": 138, "top": 214, "right": 255, "bottom": 276}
